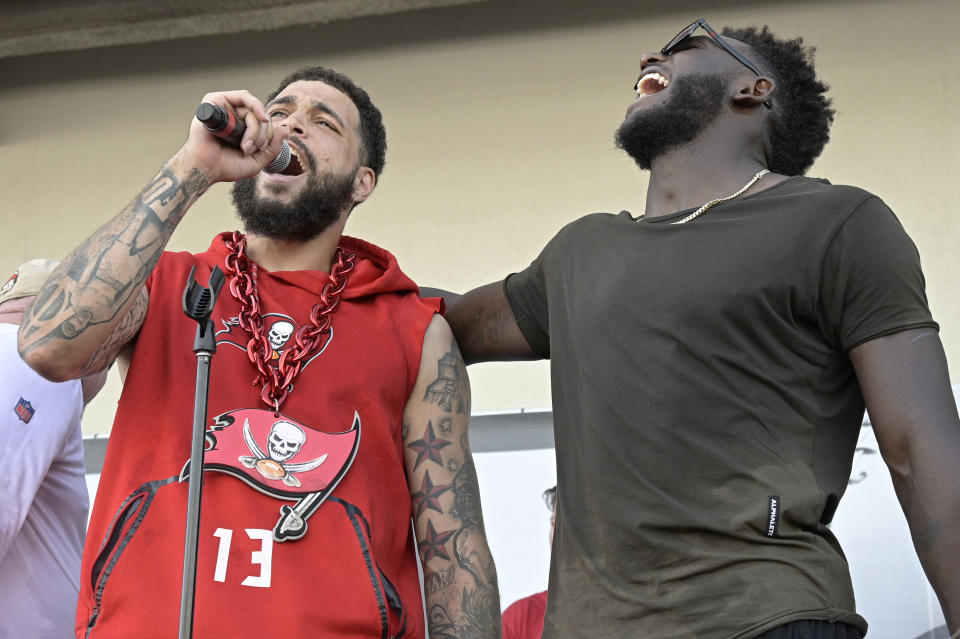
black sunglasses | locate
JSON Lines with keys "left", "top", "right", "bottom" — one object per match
{"left": 643, "top": 18, "right": 772, "bottom": 109}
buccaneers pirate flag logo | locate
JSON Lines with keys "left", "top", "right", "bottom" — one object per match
{"left": 180, "top": 408, "right": 361, "bottom": 542}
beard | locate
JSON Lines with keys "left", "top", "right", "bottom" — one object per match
{"left": 615, "top": 73, "right": 729, "bottom": 170}
{"left": 231, "top": 163, "right": 357, "bottom": 242}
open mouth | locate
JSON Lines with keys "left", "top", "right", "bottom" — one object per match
{"left": 635, "top": 71, "right": 670, "bottom": 98}
{"left": 279, "top": 146, "right": 306, "bottom": 177}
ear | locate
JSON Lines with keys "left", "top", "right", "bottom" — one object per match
{"left": 351, "top": 166, "right": 377, "bottom": 205}
{"left": 732, "top": 76, "right": 775, "bottom": 109}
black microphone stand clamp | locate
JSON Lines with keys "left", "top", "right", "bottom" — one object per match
{"left": 178, "top": 265, "right": 225, "bottom": 639}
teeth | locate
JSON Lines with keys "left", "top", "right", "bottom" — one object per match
{"left": 636, "top": 71, "right": 670, "bottom": 96}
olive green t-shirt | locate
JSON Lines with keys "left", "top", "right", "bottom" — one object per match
{"left": 504, "top": 177, "right": 937, "bottom": 639}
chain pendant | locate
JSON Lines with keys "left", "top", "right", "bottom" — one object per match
{"left": 223, "top": 232, "right": 355, "bottom": 412}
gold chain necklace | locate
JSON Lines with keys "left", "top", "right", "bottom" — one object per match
{"left": 669, "top": 169, "right": 769, "bottom": 225}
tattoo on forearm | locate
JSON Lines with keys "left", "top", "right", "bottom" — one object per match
{"left": 140, "top": 175, "right": 186, "bottom": 214}
{"left": 412, "top": 471, "right": 451, "bottom": 519}
{"left": 419, "top": 519, "right": 456, "bottom": 562}
{"left": 423, "top": 340, "right": 469, "bottom": 414}
{"left": 80, "top": 290, "right": 149, "bottom": 374}
{"left": 458, "top": 586, "right": 500, "bottom": 639}
{"left": 415, "top": 420, "right": 500, "bottom": 638}
{"left": 424, "top": 564, "right": 457, "bottom": 595}
{"left": 20, "top": 166, "right": 206, "bottom": 360}
{"left": 428, "top": 605, "right": 458, "bottom": 639}
{"left": 451, "top": 435, "right": 484, "bottom": 531}
{"left": 427, "top": 585, "right": 500, "bottom": 639}
{"left": 29, "top": 287, "right": 67, "bottom": 323}
{"left": 428, "top": 589, "right": 500, "bottom": 639}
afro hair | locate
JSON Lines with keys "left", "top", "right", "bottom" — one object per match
{"left": 722, "top": 25, "right": 835, "bottom": 176}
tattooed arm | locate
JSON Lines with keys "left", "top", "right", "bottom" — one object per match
{"left": 444, "top": 282, "right": 539, "bottom": 365}
{"left": 851, "top": 329, "right": 960, "bottom": 633}
{"left": 18, "top": 90, "right": 285, "bottom": 381}
{"left": 403, "top": 315, "right": 502, "bottom": 639}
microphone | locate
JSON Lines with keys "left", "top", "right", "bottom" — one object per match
{"left": 195, "top": 103, "right": 291, "bottom": 174}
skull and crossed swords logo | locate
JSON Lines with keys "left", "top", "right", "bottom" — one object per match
{"left": 184, "top": 409, "right": 361, "bottom": 542}
{"left": 266, "top": 320, "right": 294, "bottom": 359}
{"left": 239, "top": 418, "right": 328, "bottom": 487}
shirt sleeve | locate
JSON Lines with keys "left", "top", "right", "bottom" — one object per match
{"left": 817, "top": 196, "right": 938, "bottom": 353}
{"left": 504, "top": 232, "right": 567, "bottom": 360}
{"left": 0, "top": 346, "right": 82, "bottom": 559}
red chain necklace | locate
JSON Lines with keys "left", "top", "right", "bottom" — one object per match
{"left": 223, "top": 231, "right": 356, "bottom": 414}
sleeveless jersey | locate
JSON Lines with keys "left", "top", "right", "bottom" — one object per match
{"left": 77, "top": 233, "right": 439, "bottom": 639}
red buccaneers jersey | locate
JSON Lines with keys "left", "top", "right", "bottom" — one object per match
{"left": 502, "top": 590, "right": 547, "bottom": 639}
{"left": 77, "top": 233, "right": 440, "bottom": 639}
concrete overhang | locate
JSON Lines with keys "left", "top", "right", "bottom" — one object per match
{"left": 0, "top": 0, "right": 493, "bottom": 59}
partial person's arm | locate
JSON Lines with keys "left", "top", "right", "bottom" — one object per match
{"left": 18, "top": 90, "right": 285, "bottom": 381}
{"left": 443, "top": 282, "right": 539, "bottom": 365}
{"left": 402, "top": 314, "right": 502, "bottom": 638}
{"left": 851, "top": 328, "right": 960, "bottom": 633}
{"left": 0, "top": 424, "right": 68, "bottom": 561}
{"left": 0, "top": 349, "right": 80, "bottom": 559}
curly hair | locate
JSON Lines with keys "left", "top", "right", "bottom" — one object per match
{"left": 722, "top": 26, "right": 835, "bottom": 176}
{"left": 267, "top": 66, "right": 387, "bottom": 178}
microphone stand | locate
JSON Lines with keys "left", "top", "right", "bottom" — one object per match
{"left": 178, "top": 265, "right": 225, "bottom": 639}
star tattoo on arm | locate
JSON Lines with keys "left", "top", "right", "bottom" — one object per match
{"left": 411, "top": 471, "right": 451, "bottom": 519}
{"left": 403, "top": 318, "right": 502, "bottom": 637}
{"left": 419, "top": 519, "right": 457, "bottom": 562}
{"left": 407, "top": 420, "right": 452, "bottom": 469}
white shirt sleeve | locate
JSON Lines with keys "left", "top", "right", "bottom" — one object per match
{"left": 0, "top": 324, "right": 83, "bottom": 559}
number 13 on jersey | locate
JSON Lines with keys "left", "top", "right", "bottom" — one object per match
{"left": 212, "top": 528, "right": 273, "bottom": 588}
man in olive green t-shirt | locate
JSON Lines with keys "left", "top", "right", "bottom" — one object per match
{"left": 442, "top": 20, "right": 960, "bottom": 639}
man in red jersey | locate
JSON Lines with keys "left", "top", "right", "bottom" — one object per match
{"left": 19, "top": 66, "right": 501, "bottom": 639}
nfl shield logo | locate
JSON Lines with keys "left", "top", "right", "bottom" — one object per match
{"left": 14, "top": 398, "right": 34, "bottom": 423}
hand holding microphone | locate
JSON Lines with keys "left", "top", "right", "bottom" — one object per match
{"left": 195, "top": 102, "right": 291, "bottom": 174}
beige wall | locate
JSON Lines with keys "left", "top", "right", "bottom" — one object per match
{"left": 1, "top": 0, "right": 957, "bottom": 435}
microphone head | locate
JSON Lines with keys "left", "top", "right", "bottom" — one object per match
{"left": 263, "top": 141, "right": 291, "bottom": 174}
